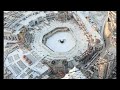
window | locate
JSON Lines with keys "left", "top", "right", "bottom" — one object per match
{"left": 35, "top": 21, "right": 37, "bottom": 25}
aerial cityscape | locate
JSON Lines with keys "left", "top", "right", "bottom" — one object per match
{"left": 4, "top": 11, "right": 116, "bottom": 79}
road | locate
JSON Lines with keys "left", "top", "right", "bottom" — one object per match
{"left": 99, "top": 19, "right": 112, "bottom": 58}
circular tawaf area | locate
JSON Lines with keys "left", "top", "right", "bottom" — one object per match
{"left": 42, "top": 27, "right": 76, "bottom": 52}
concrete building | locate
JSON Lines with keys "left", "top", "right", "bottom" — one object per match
{"left": 4, "top": 11, "right": 116, "bottom": 79}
